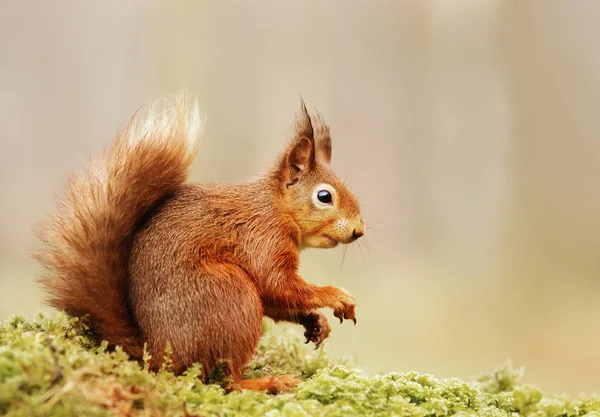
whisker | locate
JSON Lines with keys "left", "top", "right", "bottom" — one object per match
{"left": 358, "top": 241, "right": 365, "bottom": 262}
{"left": 366, "top": 226, "right": 383, "bottom": 235}
{"left": 340, "top": 245, "right": 348, "bottom": 271}
{"left": 361, "top": 237, "right": 371, "bottom": 254}
{"left": 357, "top": 238, "right": 370, "bottom": 255}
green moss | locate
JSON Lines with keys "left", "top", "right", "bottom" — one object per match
{"left": 0, "top": 313, "right": 598, "bottom": 417}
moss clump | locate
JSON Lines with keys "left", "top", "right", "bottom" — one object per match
{"left": 1, "top": 313, "right": 599, "bottom": 417}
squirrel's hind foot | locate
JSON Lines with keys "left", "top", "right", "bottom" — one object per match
{"left": 230, "top": 374, "right": 300, "bottom": 394}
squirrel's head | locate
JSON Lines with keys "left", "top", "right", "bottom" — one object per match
{"left": 273, "top": 99, "right": 364, "bottom": 249}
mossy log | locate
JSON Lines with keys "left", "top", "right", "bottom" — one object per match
{"left": 1, "top": 314, "right": 599, "bottom": 417}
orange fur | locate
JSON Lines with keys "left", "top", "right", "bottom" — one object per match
{"left": 36, "top": 93, "right": 364, "bottom": 394}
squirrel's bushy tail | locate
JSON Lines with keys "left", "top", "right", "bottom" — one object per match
{"left": 35, "top": 93, "right": 202, "bottom": 358}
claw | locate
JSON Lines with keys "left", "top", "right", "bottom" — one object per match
{"left": 339, "top": 317, "right": 343, "bottom": 324}
{"left": 352, "top": 318, "right": 357, "bottom": 325}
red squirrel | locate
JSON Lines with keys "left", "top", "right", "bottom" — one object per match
{"left": 36, "top": 93, "right": 364, "bottom": 394}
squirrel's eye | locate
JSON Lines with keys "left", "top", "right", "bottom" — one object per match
{"left": 317, "top": 190, "right": 333, "bottom": 204}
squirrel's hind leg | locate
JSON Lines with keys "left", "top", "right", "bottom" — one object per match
{"left": 130, "top": 258, "right": 300, "bottom": 393}
{"left": 130, "top": 262, "right": 264, "bottom": 377}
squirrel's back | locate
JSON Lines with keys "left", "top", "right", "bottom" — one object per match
{"left": 128, "top": 179, "right": 295, "bottom": 300}
{"left": 35, "top": 94, "right": 202, "bottom": 358}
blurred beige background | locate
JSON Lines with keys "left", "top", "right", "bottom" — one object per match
{"left": 2, "top": 0, "right": 600, "bottom": 394}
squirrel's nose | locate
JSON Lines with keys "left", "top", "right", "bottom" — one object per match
{"left": 350, "top": 217, "right": 365, "bottom": 241}
{"left": 352, "top": 226, "right": 364, "bottom": 240}
{"left": 352, "top": 229, "right": 364, "bottom": 240}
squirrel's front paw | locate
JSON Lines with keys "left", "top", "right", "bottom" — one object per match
{"left": 331, "top": 287, "right": 357, "bottom": 325}
{"left": 300, "top": 310, "right": 331, "bottom": 349}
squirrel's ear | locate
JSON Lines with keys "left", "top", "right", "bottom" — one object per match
{"left": 279, "top": 98, "right": 318, "bottom": 186}
{"left": 286, "top": 136, "right": 313, "bottom": 184}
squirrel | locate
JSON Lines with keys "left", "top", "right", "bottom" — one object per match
{"left": 35, "top": 92, "right": 365, "bottom": 394}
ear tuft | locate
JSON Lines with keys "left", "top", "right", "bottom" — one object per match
{"left": 314, "top": 110, "right": 332, "bottom": 164}
{"left": 296, "top": 97, "right": 314, "bottom": 141}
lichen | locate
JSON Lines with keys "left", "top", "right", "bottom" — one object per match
{"left": 1, "top": 313, "right": 598, "bottom": 417}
